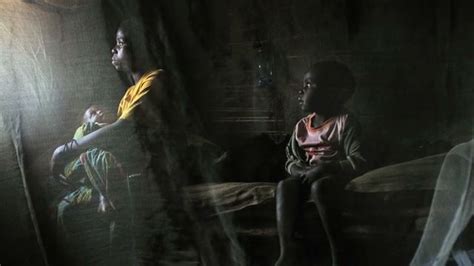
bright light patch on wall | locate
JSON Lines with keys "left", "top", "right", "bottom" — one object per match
{"left": 0, "top": 0, "right": 121, "bottom": 149}
{"left": 0, "top": 1, "right": 60, "bottom": 116}
{"left": 24, "top": 0, "right": 85, "bottom": 11}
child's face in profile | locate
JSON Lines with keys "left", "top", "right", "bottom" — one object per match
{"left": 83, "top": 106, "right": 104, "bottom": 124}
{"left": 299, "top": 70, "right": 340, "bottom": 114}
{"left": 299, "top": 71, "right": 325, "bottom": 113}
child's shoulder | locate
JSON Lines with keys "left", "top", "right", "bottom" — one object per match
{"left": 338, "top": 111, "right": 360, "bottom": 129}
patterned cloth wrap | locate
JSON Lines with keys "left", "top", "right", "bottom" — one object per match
{"left": 56, "top": 122, "right": 124, "bottom": 228}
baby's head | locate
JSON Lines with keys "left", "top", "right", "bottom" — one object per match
{"left": 299, "top": 61, "right": 355, "bottom": 114}
{"left": 83, "top": 105, "right": 105, "bottom": 124}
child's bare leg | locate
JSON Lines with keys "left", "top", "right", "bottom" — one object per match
{"left": 275, "top": 177, "right": 303, "bottom": 266}
{"left": 311, "top": 175, "right": 348, "bottom": 266}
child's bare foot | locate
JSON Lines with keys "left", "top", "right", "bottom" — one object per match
{"left": 275, "top": 244, "right": 301, "bottom": 266}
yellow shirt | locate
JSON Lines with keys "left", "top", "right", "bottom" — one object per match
{"left": 117, "top": 69, "right": 163, "bottom": 120}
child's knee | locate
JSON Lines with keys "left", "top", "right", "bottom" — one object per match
{"left": 310, "top": 175, "right": 336, "bottom": 198}
{"left": 277, "top": 178, "right": 300, "bottom": 193}
{"left": 310, "top": 180, "right": 323, "bottom": 198}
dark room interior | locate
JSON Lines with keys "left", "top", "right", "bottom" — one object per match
{"left": 0, "top": 0, "right": 472, "bottom": 265}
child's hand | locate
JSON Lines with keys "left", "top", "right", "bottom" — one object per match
{"left": 289, "top": 165, "right": 308, "bottom": 179}
{"left": 302, "top": 161, "right": 340, "bottom": 184}
{"left": 302, "top": 164, "right": 327, "bottom": 184}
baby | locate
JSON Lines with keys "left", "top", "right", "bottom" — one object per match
{"left": 60, "top": 105, "right": 116, "bottom": 213}
{"left": 73, "top": 105, "right": 108, "bottom": 140}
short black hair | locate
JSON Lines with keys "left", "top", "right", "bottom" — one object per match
{"left": 308, "top": 61, "right": 355, "bottom": 103}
